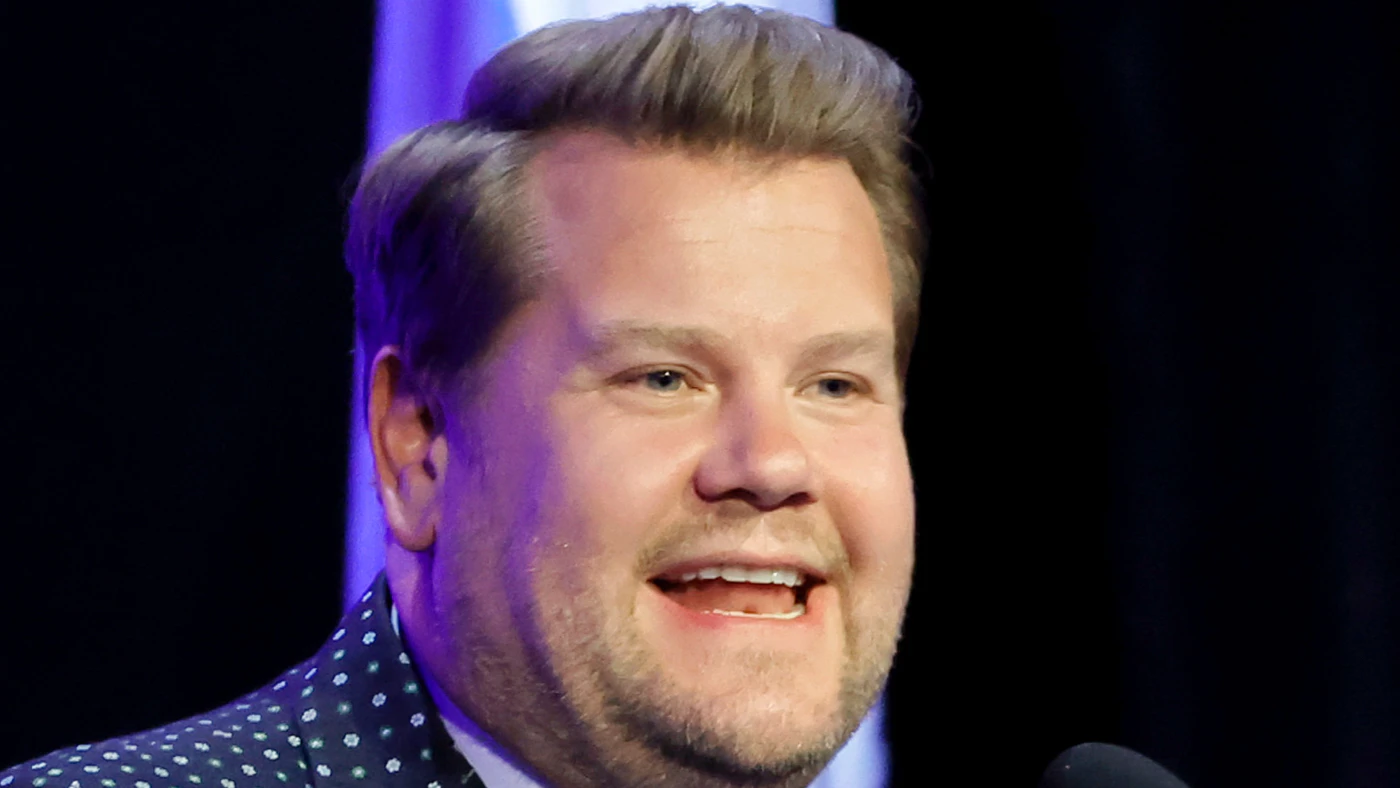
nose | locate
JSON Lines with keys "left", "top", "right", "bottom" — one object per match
{"left": 693, "top": 388, "right": 815, "bottom": 510}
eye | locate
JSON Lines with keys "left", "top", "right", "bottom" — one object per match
{"left": 640, "top": 369, "right": 687, "bottom": 393}
{"left": 809, "top": 376, "right": 860, "bottom": 399}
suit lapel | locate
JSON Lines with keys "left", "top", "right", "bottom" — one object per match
{"left": 280, "top": 577, "right": 486, "bottom": 787}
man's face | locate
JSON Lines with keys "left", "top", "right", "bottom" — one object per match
{"left": 425, "top": 133, "right": 914, "bottom": 786}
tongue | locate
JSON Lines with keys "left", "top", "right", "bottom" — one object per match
{"left": 662, "top": 579, "right": 799, "bottom": 615}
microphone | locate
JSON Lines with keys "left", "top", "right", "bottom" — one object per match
{"left": 1037, "top": 743, "right": 1191, "bottom": 788}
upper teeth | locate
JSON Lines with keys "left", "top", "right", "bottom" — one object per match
{"left": 675, "top": 566, "right": 805, "bottom": 587}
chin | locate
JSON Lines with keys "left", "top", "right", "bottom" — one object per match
{"left": 533, "top": 573, "right": 892, "bottom": 786}
{"left": 613, "top": 704, "right": 843, "bottom": 788}
{"left": 697, "top": 707, "right": 847, "bottom": 776}
{"left": 595, "top": 656, "right": 856, "bottom": 787}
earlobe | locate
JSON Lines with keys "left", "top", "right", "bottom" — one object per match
{"left": 367, "top": 347, "right": 445, "bottom": 552}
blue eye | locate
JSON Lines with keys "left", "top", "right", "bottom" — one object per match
{"left": 643, "top": 369, "right": 686, "bottom": 392}
{"left": 815, "top": 378, "right": 856, "bottom": 398}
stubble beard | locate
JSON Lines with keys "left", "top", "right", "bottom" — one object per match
{"left": 435, "top": 493, "right": 912, "bottom": 788}
{"left": 544, "top": 577, "right": 905, "bottom": 788}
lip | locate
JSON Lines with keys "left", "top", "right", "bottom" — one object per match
{"left": 643, "top": 580, "right": 829, "bottom": 632}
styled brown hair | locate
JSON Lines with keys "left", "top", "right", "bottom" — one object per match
{"left": 346, "top": 4, "right": 922, "bottom": 400}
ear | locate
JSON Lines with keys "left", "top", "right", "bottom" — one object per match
{"left": 368, "top": 347, "right": 448, "bottom": 552}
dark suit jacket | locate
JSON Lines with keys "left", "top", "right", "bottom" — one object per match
{"left": 2, "top": 577, "right": 487, "bottom": 788}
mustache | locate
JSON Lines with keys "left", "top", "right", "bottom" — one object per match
{"left": 632, "top": 501, "right": 851, "bottom": 582}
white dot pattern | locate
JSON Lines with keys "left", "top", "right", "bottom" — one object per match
{"left": 2, "top": 576, "right": 483, "bottom": 787}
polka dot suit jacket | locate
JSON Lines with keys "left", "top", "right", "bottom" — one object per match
{"left": 2, "top": 578, "right": 487, "bottom": 788}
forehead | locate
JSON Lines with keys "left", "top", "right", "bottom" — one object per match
{"left": 527, "top": 132, "right": 879, "bottom": 243}
{"left": 523, "top": 133, "right": 893, "bottom": 342}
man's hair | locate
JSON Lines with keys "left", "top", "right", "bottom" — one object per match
{"left": 345, "top": 4, "right": 922, "bottom": 400}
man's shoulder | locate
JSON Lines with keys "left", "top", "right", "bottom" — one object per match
{"left": 1, "top": 663, "right": 316, "bottom": 788}
{"left": 3, "top": 579, "right": 480, "bottom": 788}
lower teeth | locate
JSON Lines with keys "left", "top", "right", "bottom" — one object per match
{"left": 704, "top": 604, "right": 806, "bottom": 620}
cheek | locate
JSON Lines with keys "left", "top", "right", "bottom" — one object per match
{"left": 812, "top": 423, "right": 915, "bottom": 573}
{"left": 547, "top": 406, "right": 708, "bottom": 559}
{"left": 437, "top": 401, "right": 567, "bottom": 610}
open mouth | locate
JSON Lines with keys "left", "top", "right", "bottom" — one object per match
{"left": 650, "top": 565, "right": 821, "bottom": 620}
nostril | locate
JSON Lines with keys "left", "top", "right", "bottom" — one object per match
{"left": 695, "top": 486, "right": 815, "bottom": 512}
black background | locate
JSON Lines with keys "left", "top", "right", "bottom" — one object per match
{"left": 3, "top": 0, "right": 371, "bottom": 762}
{"left": 4, "top": 3, "right": 1398, "bottom": 787}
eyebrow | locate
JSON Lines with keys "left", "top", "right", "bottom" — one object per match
{"left": 581, "top": 321, "right": 727, "bottom": 359}
{"left": 794, "top": 330, "right": 897, "bottom": 372}
{"left": 581, "top": 320, "right": 896, "bottom": 371}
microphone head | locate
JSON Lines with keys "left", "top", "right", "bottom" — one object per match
{"left": 1038, "top": 743, "right": 1190, "bottom": 788}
